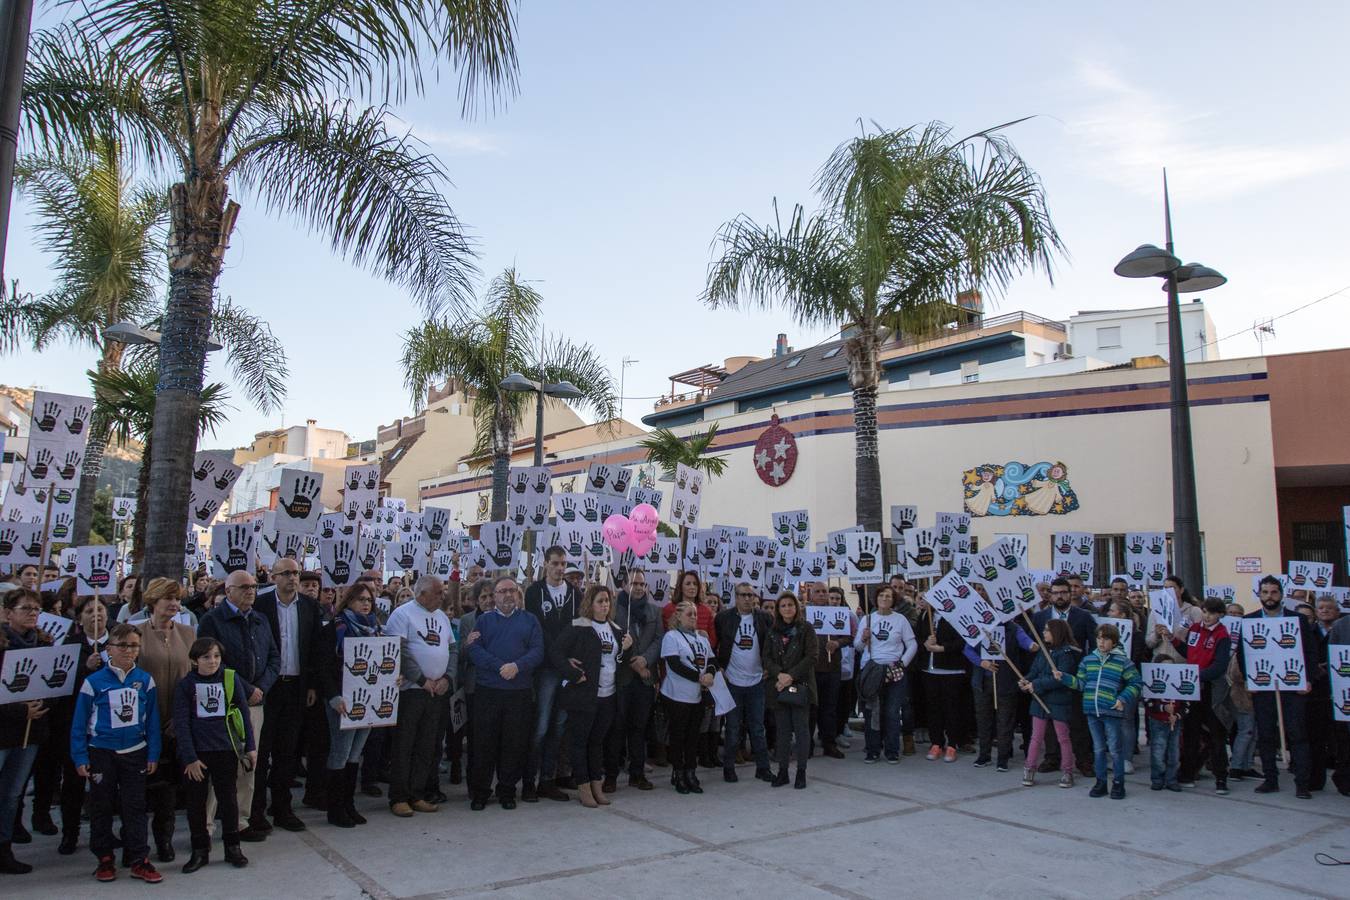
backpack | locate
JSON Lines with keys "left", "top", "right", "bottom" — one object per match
{"left": 222, "top": 669, "right": 248, "bottom": 764}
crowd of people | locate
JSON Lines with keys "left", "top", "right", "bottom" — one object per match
{"left": 2, "top": 552, "right": 1348, "bottom": 884}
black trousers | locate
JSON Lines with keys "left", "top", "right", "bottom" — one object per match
{"left": 663, "top": 696, "right": 702, "bottom": 770}
{"left": 972, "top": 675, "right": 1018, "bottom": 763}
{"left": 145, "top": 735, "right": 179, "bottom": 846}
{"left": 774, "top": 703, "right": 810, "bottom": 771}
{"left": 185, "top": 750, "right": 240, "bottom": 850}
{"left": 388, "top": 689, "right": 443, "bottom": 804}
{"left": 814, "top": 669, "right": 841, "bottom": 748}
{"left": 253, "top": 677, "right": 306, "bottom": 819}
{"left": 607, "top": 679, "right": 654, "bottom": 779}
{"left": 1179, "top": 688, "right": 1228, "bottom": 782}
{"left": 89, "top": 747, "right": 148, "bottom": 862}
{"left": 1308, "top": 691, "right": 1334, "bottom": 790}
{"left": 469, "top": 687, "right": 531, "bottom": 802}
{"left": 301, "top": 691, "right": 331, "bottom": 800}
{"left": 923, "top": 671, "right": 965, "bottom": 748}
{"left": 1254, "top": 691, "right": 1310, "bottom": 789}
{"left": 567, "top": 695, "right": 617, "bottom": 783}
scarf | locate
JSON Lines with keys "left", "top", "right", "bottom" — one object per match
{"left": 335, "top": 608, "right": 380, "bottom": 651}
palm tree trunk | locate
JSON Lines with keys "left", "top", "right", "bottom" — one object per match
{"left": 847, "top": 326, "right": 884, "bottom": 533}
{"left": 72, "top": 343, "right": 127, "bottom": 545}
{"left": 489, "top": 395, "right": 513, "bottom": 522}
{"left": 131, "top": 435, "right": 152, "bottom": 565}
{"left": 142, "top": 179, "right": 233, "bottom": 580}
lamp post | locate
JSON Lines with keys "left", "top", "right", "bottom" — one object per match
{"left": 104, "top": 320, "right": 224, "bottom": 351}
{"left": 1113, "top": 173, "right": 1226, "bottom": 596}
{"left": 499, "top": 372, "right": 583, "bottom": 468}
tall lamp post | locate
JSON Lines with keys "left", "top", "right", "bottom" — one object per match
{"left": 499, "top": 372, "right": 583, "bottom": 467}
{"left": 1113, "top": 174, "right": 1226, "bottom": 596}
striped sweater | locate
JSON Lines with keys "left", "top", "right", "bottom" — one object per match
{"left": 1058, "top": 647, "right": 1140, "bottom": 718}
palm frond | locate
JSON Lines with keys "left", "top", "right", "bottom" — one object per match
{"left": 208, "top": 297, "right": 289, "bottom": 414}
{"left": 639, "top": 424, "right": 728, "bottom": 480}
{"left": 229, "top": 102, "right": 476, "bottom": 317}
{"left": 89, "top": 359, "right": 232, "bottom": 444}
{"left": 538, "top": 334, "right": 618, "bottom": 426}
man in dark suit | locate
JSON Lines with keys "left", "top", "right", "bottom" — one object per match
{"left": 249, "top": 557, "right": 325, "bottom": 832}
{"left": 1241, "top": 575, "right": 1319, "bottom": 798}
{"left": 1032, "top": 577, "right": 1096, "bottom": 775}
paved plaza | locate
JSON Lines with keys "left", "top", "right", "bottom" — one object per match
{"left": 7, "top": 752, "right": 1349, "bottom": 900}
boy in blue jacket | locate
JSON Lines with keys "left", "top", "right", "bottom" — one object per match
{"left": 70, "top": 624, "right": 163, "bottom": 884}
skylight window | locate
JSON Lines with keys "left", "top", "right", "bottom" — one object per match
{"left": 785, "top": 355, "right": 804, "bottom": 368}
{"left": 822, "top": 347, "right": 841, "bottom": 359}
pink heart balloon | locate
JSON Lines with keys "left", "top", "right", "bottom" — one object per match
{"left": 629, "top": 503, "right": 660, "bottom": 535}
{"left": 602, "top": 514, "right": 632, "bottom": 553}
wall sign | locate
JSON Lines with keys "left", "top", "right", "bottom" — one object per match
{"left": 753, "top": 415, "right": 798, "bottom": 487}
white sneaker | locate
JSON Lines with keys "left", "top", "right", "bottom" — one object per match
{"left": 1124, "top": 759, "right": 1135, "bottom": 774}
{"left": 836, "top": 737, "right": 852, "bottom": 749}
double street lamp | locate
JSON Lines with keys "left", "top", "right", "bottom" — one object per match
{"left": 1113, "top": 175, "right": 1226, "bottom": 597}
{"left": 104, "top": 320, "right": 224, "bottom": 351}
{"left": 500, "top": 372, "right": 582, "bottom": 467}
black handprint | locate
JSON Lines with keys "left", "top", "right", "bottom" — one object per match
{"left": 957, "top": 614, "right": 980, "bottom": 639}
{"left": 396, "top": 545, "right": 417, "bottom": 569}
{"left": 195, "top": 497, "right": 220, "bottom": 522}
{"left": 1251, "top": 658, "right": 1274, "bottom": 687}
{"left": 671, "top": 498, "right": 685, "bottom": 520}
{"left": 64, "top": 404, "right": 88, "bottom": 435}
{"left": 511, "top": 471, "right": 529, "bottom": 494}
{"left": 201, "top": 686, "right": 222, "bottom": 714}
{"left": 1280, "top": 658, "right": 1303, "bottom": 687}
{"left": 581, "top": 495, "right": 600, "bottom": 523}
{"left": 1276, "top": 621, "right": 1298, "bottom": 650}
{"left": 363, "top": 469, "right": 377, "bottom": 491}
{"left": 375, "top": 685, "right": 396, "bottom": 719}
{"left": 193, "top": 458, "right": 215, "bottom": 481}
{"left": 50, "top": 513, "right": 72, "bottom": 541}
{"left": 80, "top": 550, "right": 114, "bottom": 591}
{"left": 417, "top": 617, "right": 443, "bottom": 647}
{"left": 346, "top": 469, "right": 362, "bottom": 492}
{"left": 26, "top": 447, "right": 53, "bottom": 481}
{"left": 346, "top": 643, "right": 372, "bottom": 679}
{"left": 611, "top": 468, "right": 632, "bottom": 495}
{"left": 994, "top": 586, "right": 1018, "bottom": 615}
{"left": 215, "top": 528, "right": 250, "bottom": 574}
{"left": 4, "top": 657, "right": 37, "bottom": 692}
{"left": 58, "top": 450, "right": 80, "bottom": 482}
{"left": 346, "top": 687, "right": 369, "bottom": 720}
{"left": 849, "top": 534, "right": 879, "bottom": 573}
{"left": 377, "top": 644, "right": 397, "bottom": 676}
{"left": 590, "top": 465, "right": 611, "bottom": 491}
{"left": 1176, "top": 668, "right": 1198, "bottom": 696}
{"left": 113, "top": 696, "right": 135, "bottom": 723}
{"left": 807, "top": 557, "right": 824, "bottom": 578}
{"left": 787, "top": 556, "right": 803, "bottom": 577}
{"left": 35, "top": 401, "right": 59, "bottom": 433}
{"left": 280, "top": 475, "right": 319, "bottom": 520}
{"left": 0, "top": 528, "right": 14, "bottom": 556}
{"left": 325, "top": 541, "right": 354, "bottom": 584}
{"left": 510, "top": 503, "right": 527, "bottom": 527}
{"left": 689, "top": 474, "right": 701, "bottom": 496}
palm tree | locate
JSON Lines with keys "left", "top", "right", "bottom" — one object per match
{"left": 401, "top": 267, "right": 618, "bottom": 520}
{"left": 21, "top": 1, "right": 519, "bottom": 578}
{"left": 703, "top": 121, "right": 1062, "bottom": 533}
{"left": 638, "top": 424, "right": 728, "bottom": 556}
{"left": 2, "top": 138, "right": 287, "bottom": 545}
{"left": 91, "top": 359, "right": 229, "bottom": 565}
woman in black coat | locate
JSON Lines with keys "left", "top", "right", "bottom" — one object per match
{"left": 550, "top": 584, "right": 630, "bottom": 808}
{"left": 762, "top": 592, "right": 817, "bottom": 789}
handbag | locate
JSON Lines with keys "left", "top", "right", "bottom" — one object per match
{"left": 776, "top": 682, "right": 808, "bottom": 707}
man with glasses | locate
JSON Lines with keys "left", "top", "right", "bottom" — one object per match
{"left": 249, "top": 559, "right": 324, "bottom": 833}
{"left": 523, "top": 545, "right": 581, "bottom": 802}
{"left": 466, "top": 577, "right": 543, "bottom": 810}
{"left": 609, "top": 570, "right": 663, "bottom": 791}
{"left": 715, "top": 582, "right": 773, "bottom": 782}
{"left": 199, "top": 571, "right": 278, "bottom": 842}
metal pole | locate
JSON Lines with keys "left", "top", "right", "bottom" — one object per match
{"left": 532, "top": 384, "right": 544, "bottom": 468}
{"left": 0, "top": 0, "right": 34, "bottom": 282}
{"left": 1162, "top": 175, "right": 1203, "bottom": 595}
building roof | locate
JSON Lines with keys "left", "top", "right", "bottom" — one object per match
{"left": 704, "top": 338, "right": 851, "bottom": 405}
{"left": 379, "top": 431, "right": 423, "bottom": 482}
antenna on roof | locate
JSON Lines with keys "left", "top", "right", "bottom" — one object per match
{"left": 1253, "top": 318, "right": 1275, "bottom": 355}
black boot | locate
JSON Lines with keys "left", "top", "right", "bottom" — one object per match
{"left": 182, "top": 849, "right": 209, "bottom": 874}
{"left": 58, "top": 831, "right": 78, "bottom": 855}
{"left": 302, "top": 766, "right": 328, "bottom": 811}
{"left": 31, "top": 808, "right": 57, "bottom": 837}
{"left": 326, "top": 769, "right": 354, "bottom": 828}
{"left": 794, "top": 768, "right": 807, "bottom": 789}
{"left": 0, "top": 842, "right": 33, "bottom": 875}
{"left": 223, "top": 843, "right": 248, "bottom": 868}
{"left": 154, "top": 821, "right": 175, "bottom": 863}
{"left": 10, "top": 814, "right": 29, "bottom": 845}
{"left": 344, "top": 764, "right": 367, "bottom": 825}
{"left": 771, "top": 767, "right": 790, "bottom": 787}
{"left": 686, "top": 768, "right": 704, "bottom": 794}
{"left": 673, "top": 769, "right": 691, "bottom": 794}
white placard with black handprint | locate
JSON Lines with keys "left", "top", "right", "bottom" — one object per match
{"left": 783, "top": 550, "right": 827, "bottom": 585}
{"left": 195, "top": 682, "right": 226, "bottom": 718}
{"left": 992, "top": 533, "right": 1028, "bottom": 568}
{"left": 75, "top": 545, "right": 117, "bottom": 595}
{"left": 0, "top": 644, "right": 80, "bottom": 703}
{"left": 842, "top": 531, "right": 883, "bottom": 585}
{"left": 2, "top": 482, "right": 47, "bottom": 524}
{"left": 355, "top": 533, "right": 385, "bottom": 573}
{"left": 189, "top": 485, "right": 224, "bottom": 528}
{"left": 509, "top": 465, "right": 554, "bottom": 500}
{"left": 430, "top": 549, "right": 455, "bottom": 578}
{"left": 1241, "top": 618, "right": 1307, "bottom": 693}
{"left": 583, "top": 462, "right": 632, "bottom": 498}
{"left": 342, "top": 462, "right": 380, "bottom": 498}
{"left": 669, "top": 463, "right": 704, "bottom": 529}
{"left": 631, "top": 485, "right": 663, "bottom": 511}
{"left": 36, "top": 612, "right": 73, "bottom": 644}
{"left": 1148, "top": 589, "right": 1179, "bottom": 632}
{"left": 28, "top": 391, "right": 93, "bottom": 449}
{"left": 316, "top": 512, "right": 346, "bottom": 541}
{"left": 1139, "top": 662, "right": 1201, "bottom": 701}
{"left": 479, "top": 521, "right": 523, "bottom": 571}
{"left": 1287, "top": 560, "right": 1334, "bottom": 592}
{"left": 1051, "top": 531, "right": 1095, "bottom": 581}
{"left": 276, "top": 469, "right": 325, "bottom": 530}
{"left": 0, "top": 522, "right": 44, "bottom": 568}
{"left": 190, "top": 451, "right": 242, "bottom": 502}
{"left": 110, "top": 495, "right": 137, "bottom": 522}
{"left": 770, "top": 509, "right": 808, "bottom": 549}
{"left": 889, "top": 505, "right": 918, "bottom": 541}
{"left": 902, "top": 527, "right": 941, "bottom": 580}
{"left": 552, "top": 492, "right": 581, "bottom": 525}
{"left": 210, "top": 523, "right": 256, "bottom": 580}
{"left": 380, "top": 497, "right": 407, "bottom": 512}
{"left": 1123, "top": 532, "right": 1167, "bottom": 584}
{"left": 804, "top": 605, "right": 853, "bottom": 637}
{"left": 1329, "top": 645, "right": 1350, "bottom": 723}
{"left": 1203, "top": 584, "right": 1237, "bottom": 604}
{"left": 318, "top": 536, "right": 358, "bottom": 589}
{"left": 925, "top": 570, "right": 1003, "bottom": 646}
{"left": 340, "top": 636, "right": 401, "bottom": 730}
{"left": 420, "top": 507, "right": 450, "bottom": 545}
{"left": 384, "top": 537, "right": 429, "bottom": 575}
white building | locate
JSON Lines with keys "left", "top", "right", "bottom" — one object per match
{"left": 1068, "top": 300, "right": 1217, "bottom": 367}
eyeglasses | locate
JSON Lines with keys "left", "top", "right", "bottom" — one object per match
{"left": 274, "top": 570, "right": 300, "bottom": 577}
{"left": 13, "top": 605, "right": 41, "bottom": 613}
{"left": 229, "top": 585, "right": 258, "bottom": 592}
{"left": 735, "top": 592, "right": 756, "bottom": 598}
{"left": 494, "top": 588, "right": 520, "bottom": 596}
{"left": 110, "top": 642, "right": 141, "bottom": 650}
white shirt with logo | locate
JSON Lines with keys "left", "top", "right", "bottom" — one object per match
{"left": 725, "top": 613, "right": 763, "bottom": 688}
{"left": 855, "top": 611, "right": 917, "bottom": 668}
{"left": 660, "top": 630, "right": 712, "bottom": 704}
{"left": 385, "top": 603, "right": 454, "bottom": 688}
{"left": 591, "top": 620, "right": 618, "bottom": 698}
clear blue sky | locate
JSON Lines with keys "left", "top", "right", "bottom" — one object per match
{"left": 6, "top": 1, "right": 1349, "bottom": 450}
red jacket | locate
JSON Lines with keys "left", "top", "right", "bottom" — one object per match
{"left": 1175, "top": 621, "right": 1231, "bottom": 682}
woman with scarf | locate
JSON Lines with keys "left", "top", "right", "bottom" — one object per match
{"left": 319, "top": 581, "right": 384, "bottom": 827}
{"left": 763, "top": 591, "right": 817, "bottom": 788}
{"left": 1, "top": 589, "right": 52, "bottom": 874}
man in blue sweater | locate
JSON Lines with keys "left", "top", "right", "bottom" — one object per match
{"left": 466, "top": 576, "right": 544, "bottom": 811}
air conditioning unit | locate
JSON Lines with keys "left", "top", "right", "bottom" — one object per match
{"left": 1053, "top": 341, "right": 1073, "bottom": 360}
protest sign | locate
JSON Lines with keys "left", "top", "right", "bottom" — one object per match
{"left": 210, "top": 523, "right": 256, "bottom": 579}
{"left": 805, "top": 605, "right": 853, "bottom": 637}
{"left": 926, "top": 570, "right": 1002, "bottom": 645}
{"left": 276, "top": 469, "right": 324, "bottom": 531}
{"left": 902, "top": 527, "right": 941, "bottom": 580}
{"left": 669, "top": 463, "right": 703, "bottom": 528}
{"left": 842, "top": 531, "right": 883, "bottom": 585}
{"left": 319, "top": 536, "right": 358, "bottom": 588}
{"left": 339, "top": 636, "right": 400, "bottom": 730}
{"left": 0, "top": 644, "right": 81, "bottom": 704}
{"left": 1052, "top": 532, "right": 1094, "bottom": 581}
{"left": 1149, "top": 588, "right": 1179, "bottom": 632}
{"left": 1140, "top": 662, "right": 1200, "bottom": 701}
{"left": 1287, "top": 560, "right": 1333, "bottom": 591}
{"left": 1241, "top": 618, "right": 1307, "bottom": 692}
{"left": 1330, "top": 644, "right": 1350, "bottom": 723}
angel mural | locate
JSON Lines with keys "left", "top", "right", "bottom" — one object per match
{"left": 962, "top": 461, "right": 1079, "bottom": 517}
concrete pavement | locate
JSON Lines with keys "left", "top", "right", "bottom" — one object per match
{"left": 6, "top": 751, "right": 1348, "bottom": 899}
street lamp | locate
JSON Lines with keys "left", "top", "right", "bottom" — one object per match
{"left": 103, "top": 320, "right": 224, "bottom": 352}
{"left": 500, "top": 372, "right": 583, "bottom": 467}
{"left": 1113, "top": 173, "right": 1225, "bottom": 597}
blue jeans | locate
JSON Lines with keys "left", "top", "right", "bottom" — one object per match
{"left": 0, "top": 745, "right": 39, "bottom": 844}
{"left": 1231, "top": 709, "right": 1256, "bottom": 771}
{"left": 1147, "top": 718, "right": 1181, "bottom": 787}
{"left": 723, "top": 681, "right": 769, "bottom": 770}
{"left": 326, "top": 704, "right": 372, "bottom": 768}
{"left": 1087, "top": 715, "right": 1125, "bottom": 784}
{"left": 865, "top": 678, "right": 908, "bottom": 758}
{"left": 526, "top": 669, "right": 567, "bottom": 783}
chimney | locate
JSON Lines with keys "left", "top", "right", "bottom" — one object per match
{"left": 774, "top": 333, "right": 788, "bottom": 357}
